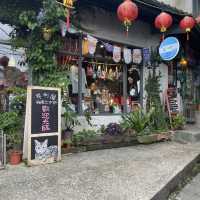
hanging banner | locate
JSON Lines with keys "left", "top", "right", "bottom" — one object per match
{"left": 159, "top": 37, "right": 180, "bottom": 61}
{"left": 123, "top": 48, "right": 132, "bottom": 64}
{"left": 59, "top": 20, "right": 67, "bottom": 37}
{"left": 23, "top": 86, "right": 61, "bottom": 166}
{"left": 113, "top": 46, "right": 121, "bottom": 63}
{"left": 143, "top": 48, "right": 150, "bottom": 64}
{"left": 87, "top": 35, "right": 98, "bottom": 55}
{"left": 133, "top": 49, "right": 142, "bottom": 64}
{"left": 103, "top": 42, "right": 113, "bottom": 53}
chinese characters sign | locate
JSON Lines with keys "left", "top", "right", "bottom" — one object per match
{"left": 31, "top": 89, "right": 59, "bottom": 134}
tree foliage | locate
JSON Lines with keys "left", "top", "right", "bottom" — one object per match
{"left": 10, "top": 0, "right": 70, "bottom": 89}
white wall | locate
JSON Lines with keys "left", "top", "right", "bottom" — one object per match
{"left": 158, "top": 0, "right": 193, "bottom": 13}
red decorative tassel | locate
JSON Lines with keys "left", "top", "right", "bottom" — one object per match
{"left": 66, "top": 9, "right": 70, "bottom": 31}
{"left": 187, "top": 32, "right": 189, "bottom": 41}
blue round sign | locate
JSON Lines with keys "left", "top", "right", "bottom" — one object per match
{"left": 159, "top": 37, "right": 180, "bottom": 61}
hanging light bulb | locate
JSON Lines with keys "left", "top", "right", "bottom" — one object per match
{"left": 8, "top": 56, "right": 16, "bottom": 68}
{"left": 179, "top": 57, "right": 188, "bottom": 69}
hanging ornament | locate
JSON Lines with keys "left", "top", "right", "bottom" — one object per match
{"left": 63, "top": 0, "right": 74, "bottom": 31}
{"left": 154, "top": 12, "right": 173, "bottom": 40}
{"left": 179, "top": 16, "right": 196, "bottom": 40}
{"left": 117, "top": 0, "right": 138, "bottom": 35}
{"left": 42, "top": 27, "right": 52, "bottom": 41}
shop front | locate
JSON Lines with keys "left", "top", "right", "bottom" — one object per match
{"left": 56, "top": 1, "right": 167, "bottom": 130}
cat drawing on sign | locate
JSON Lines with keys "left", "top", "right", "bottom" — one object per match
{"left": 34, "top": 139, "right": 58, "bottom": 162}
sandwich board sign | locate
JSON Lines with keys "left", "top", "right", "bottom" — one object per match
{"left": 23, "top": 86, "right": 61, "bottom": 166}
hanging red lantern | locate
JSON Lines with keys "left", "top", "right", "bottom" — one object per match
{"left": 154, "top": 12, "right": 173, "bottom": 40}
{"left": 179, "top": 16, "right": 196, "bottom": 40}
{"left": 117, "top": 0, "right": 138, "bottom": 35}
{"left": 195, "top": 16, "right": 200, "bottom": 24}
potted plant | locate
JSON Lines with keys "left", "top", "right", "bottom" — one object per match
{"left": 72, "top": 129, "right": 97, "bottom": 146}
{"left": 121, "top": 108, "right": 158, "bottom": 144}
{"left": 171, "top": 114, "right": 186, "bottom": 130}
{"left": 62, "top": 103, "right": 80, "bottom": 141}
{"left": 103, "top": 123, "right": 123, "bottom": 144}
{"left": 0, "top": 112, "right": 22, "bottom": 165}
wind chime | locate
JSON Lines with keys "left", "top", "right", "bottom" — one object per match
{"left": 154, "top": 12, "right": 173, "bottom": 41}
{"left": 117, "top": 0, "right": 138, "bottom": 36}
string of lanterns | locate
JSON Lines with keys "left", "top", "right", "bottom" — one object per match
{"left": 117, "top": 0, "right": 199, "bottom": 40}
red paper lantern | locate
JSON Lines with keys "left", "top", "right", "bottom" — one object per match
{"left": 195, "top": 16, "right": 200, "bottom": 24}
{"left": 179, "top": 16, "right": 196, "bottom": 40}
{"left": 117, "top": 0, "right": 138, "bottom": 34}
{"left": 155, "top": 12, "right": 173, "bottom": 33}
{"left": 155, "top": 12, "right": 173, "bottom": 40}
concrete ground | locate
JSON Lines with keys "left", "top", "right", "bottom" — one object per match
{"left": 0, "top": 142, "right": 200, "bottom": 200}
{"left": 175, "top": 174, "right": 200, "bottom": 200}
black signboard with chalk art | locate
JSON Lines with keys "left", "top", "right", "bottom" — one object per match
{"left": 31, "top": 136, "right": 58, "bottom": 162}
{"left": 23, "top": 86, "right": 61, "bottom": 166}
{"left": 31, "top": 89, "right": 58, "bottom": 134}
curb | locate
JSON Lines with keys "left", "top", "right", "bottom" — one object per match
{"left": 151, "top": 154, "right": 200, "bottom": 200}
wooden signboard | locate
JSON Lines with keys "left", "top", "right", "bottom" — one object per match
{"left": 24, "top": 86, "right": 61, "bottom": 166}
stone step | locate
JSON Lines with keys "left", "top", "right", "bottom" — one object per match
{"left": 173, "top": 129, "right": 200, "bottom": 143}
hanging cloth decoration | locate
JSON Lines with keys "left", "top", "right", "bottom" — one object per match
{"left": 103, "top": 42, "right": 114, "bottom": 53}
{"left": 133, "top": 49, "right": 142, "bottom": 64}
{"left": 113, "top": 46, "right": 121, "bottom": 63}
{"left": 87, "top": 35, "right": 98, "bottom": 55}
{"left": 123, "top": 48, "right": 132, "bottom": 64}
{"left": 59, "top": 20, "right": 67, "bottom": 37}
{"left": 82, "top": 39, "right": 89, "bottom": 55}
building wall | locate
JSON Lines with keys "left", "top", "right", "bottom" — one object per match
{"left": 158, "top": 0, "right": 193, "bottom": 13}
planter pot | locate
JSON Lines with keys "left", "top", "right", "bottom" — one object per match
{"left": 137, "top": 134, "right": 158, "bottom": 144}
{"left": 156, "top": 132, "right": 172, "bottom": 141}
{"left": 9, "top": 150, "right": 22, "bottom": 165}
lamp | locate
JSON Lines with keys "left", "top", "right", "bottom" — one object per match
{"left": 42, "top": 27, "right": 52, "bottom": 41}
{"left": 179, "top": 57, "right": 188, "bottom": 68}
{"left": 8, "top": 56, "right": 16, "bottom": 67}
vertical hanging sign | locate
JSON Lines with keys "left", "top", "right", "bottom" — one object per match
{"left": 24, "top": 86, "right": 61, "bottom": 166}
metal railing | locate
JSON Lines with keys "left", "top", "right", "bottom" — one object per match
{"left": 0, "top": 130, "right": 6, "bottom": 169}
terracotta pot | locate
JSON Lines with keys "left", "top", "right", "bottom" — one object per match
{"left": 9, "top": 151, "right": 22, "bottom": 165}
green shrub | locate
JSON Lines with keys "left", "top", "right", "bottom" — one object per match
{"left": 171, "top": 114, "right": 186, "bottom": 130}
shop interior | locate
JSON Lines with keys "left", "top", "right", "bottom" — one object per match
{"left": 57, "top": 34, "right": 142, "bottom": 115}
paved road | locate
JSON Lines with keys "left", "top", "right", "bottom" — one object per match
{"left": 0, "top": 142, "right": 200, "bottom": 200}
{"left": 175, "top": 174, "right": 200, "bottom": 200}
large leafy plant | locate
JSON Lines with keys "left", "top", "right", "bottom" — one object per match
{"left": 121, "top": 109, "right": 154, "bottom": 135}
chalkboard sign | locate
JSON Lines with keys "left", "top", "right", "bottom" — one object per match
{"left": 31, "top": 89, "right": 58, "bottom": 134}
{"left": 23, "top": 86, "right": 61, "bottom": 166}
